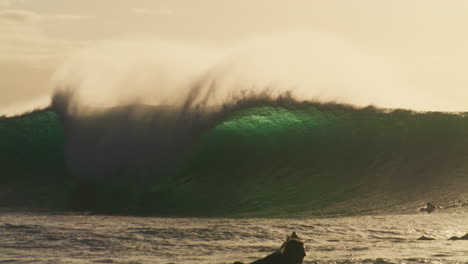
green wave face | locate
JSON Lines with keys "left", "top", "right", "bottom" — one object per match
{"left": 0, "top": 110, "right": 70, "bottom": 209}
{"left": 2, "top": 104, "right": 468, "bottom": 216}
{"left": 161, "top": 106, "right": 468, "bottom": 216}
{"left": 0, "top": 110, "right": 66, "bottom": 181}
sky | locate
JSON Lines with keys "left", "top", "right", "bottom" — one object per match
{"left": 2, "top": 0, "right": 468, "bottom": 114}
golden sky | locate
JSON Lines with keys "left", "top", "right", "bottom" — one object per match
{"left": 2, "top": 0, "right": 468, "bottom": 114}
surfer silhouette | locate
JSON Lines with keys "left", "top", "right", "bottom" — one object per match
{"left": 233, "top": 232, "right": 306, "bottom": 264}
{"left": 419, "top": 202, "right": 437, "bottom": 213}
{"left": 448, "top": 233, "right": 468, "bottom": 240}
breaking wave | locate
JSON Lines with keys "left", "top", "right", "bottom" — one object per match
{"left": 2, "top": 95, "right": 468, "bottom": 217}
{"left": 2, "top": 34, "right": 468, "bottom": 216}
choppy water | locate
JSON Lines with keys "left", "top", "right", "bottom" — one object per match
{"left": 1, "top": 211, "right": 467, "bottom": 264}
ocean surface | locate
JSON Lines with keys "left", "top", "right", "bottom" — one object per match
{"left": 0, "top": 211, "right": 467, "bottom": 264}
{"left": 1, "top": 97, "right": 468, "bottom": 263}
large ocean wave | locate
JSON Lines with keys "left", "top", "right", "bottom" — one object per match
{"left": 2, "top": 34, "right": 468, "bottom": 216}
{"left": 2, "top": 94, "right": 468, "bottom": 217}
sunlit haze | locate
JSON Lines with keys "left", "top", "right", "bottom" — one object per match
{"left": 3, "top": 0, "right": 468, "bottom": 115}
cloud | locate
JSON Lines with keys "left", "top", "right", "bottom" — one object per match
{"left": 131, "top": 7, "right": 173, "bottom": 16}
{"left": 0, "top": 0, "right": 24, "bottom": 9}
{"left": 0, "top": 9, "right": 40, "bottom": 23}
{"left": 0, "top": 9, "right": 88, "bottom": 63}
{"left": 48, "top": 14, "right": 94, "bottom": 21}
{"left": 0, "top": 9, "right": 94, "bottom": 24}
{"left": 0, "top": 8, "right": 89, "bottom": 115}
{"left": 0, "top": 0, "right": 11, "bottom": 8}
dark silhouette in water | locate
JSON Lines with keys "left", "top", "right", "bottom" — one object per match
{"left": 417, "top": 233, "right": 468, "bottom": 240}
{"left": 419, "top": 202, "right": 437, "bottom": 213}
{"left": 448, "top": 233, "right": 468, "bottom": 240}
{"left": 233, "top": 232, "right": 306, "bottom": 264}
{"left": 417, "top": 236, "right": 435, "bottom": 240}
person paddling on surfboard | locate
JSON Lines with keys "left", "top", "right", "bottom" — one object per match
{"left": 419, "top": 202, "right": 437, "bottom": 213}
{"left": 233, "top": 232, "right": 306, "bottom": 264}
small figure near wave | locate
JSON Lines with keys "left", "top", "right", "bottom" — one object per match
{"left": 418, "top": 202, "right": 439, "bottom": 213}
{"left": 448, "top": 233, "right": 468, "bottom": 240}
{"left": 417, "top": 235, "right": 435, "bottom": 240}
{"left": 233, "top": 232, "right": 306, "bottom": 264}
{"left": 418, "top": 199, "right": 468, "bottom": 213}
{"left": 417, "top": 233, "right": 468, "bottom": 240}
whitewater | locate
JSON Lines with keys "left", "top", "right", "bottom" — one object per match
{"left": 1, "top": 34, "right": 468, "bottom": 263}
